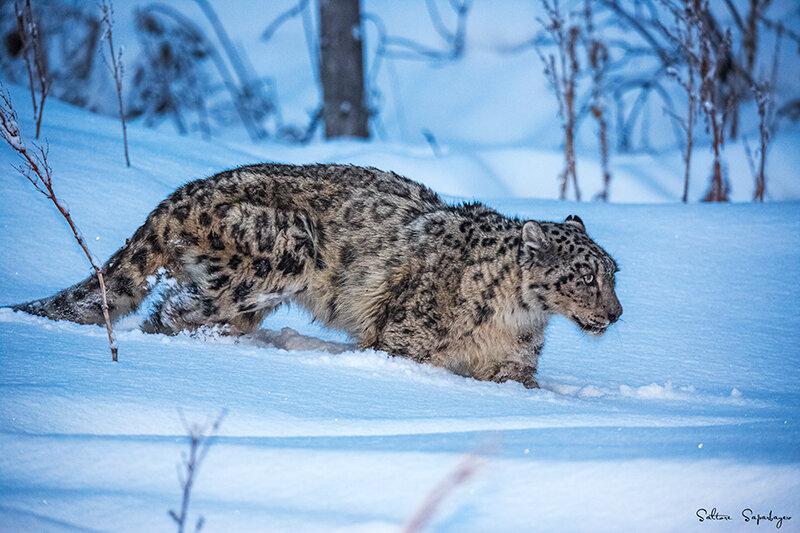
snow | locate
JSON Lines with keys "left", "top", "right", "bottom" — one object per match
{"left": 1, "top": 1, "right": 800, "bottom": 530}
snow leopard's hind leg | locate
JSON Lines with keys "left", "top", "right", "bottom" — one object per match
{"left": 139, "top": 280, "right": 283, "bottom": 336}
{"left": 141, "top": 204, "right": 319, "bottom": 336}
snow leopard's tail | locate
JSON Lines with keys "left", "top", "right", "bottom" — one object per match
{"left": 11, "top": 220, "right": 171, "bottom": 325}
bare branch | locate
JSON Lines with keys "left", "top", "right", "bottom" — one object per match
{"left": 584, "top": 0, "right": 613, "bottom": 201}
{"left": 599, "top": 0, "right": 678, "bottom": 66}
{"left": 194, "top": 0, "right": 270, "bottom": 139}
{"left": 757, "top": 15, "right": 800, "bottom": 45}
{"left": 261, "top": 0, "right": 310, "bottom": 42}
{"left": 14, "top": 2, "right": 37, "bottom": 120}
{"left": 659, "top": 0, "right": 702, "bottom": 202}
{"left": 0, "top": 87, "right": 118, "bottom": 360}
{"left": 535, "top": 0, "right": 581, "bottom": 201}
{"left": 697, "top": 11, "right": 731, "bottom": 202}
{"left": 403, "top": 440, "right": 495, "bottom": 533}
{"left": 136, "top": 4, "right": 263, "bottom": 141}
{"left": 751, "top": 81, "right": 772, "bottom": 201}
{"left": 370, "top": 0, "right": 472, "bottom": 64}
{"left": 14, "top": 0, "right": 50, "bottom": 139}
{"left": 101, "top": 0, "right": 130, "bottom": 167}
{"left": 169, "top": 409, "right": 226, "bottom": 533}
{"left": 721, "top": 0, "right": 745, "bottom": 33}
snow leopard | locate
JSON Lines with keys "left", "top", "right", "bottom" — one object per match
{"left": 13, "top": 163, "right": 622, "bottom": 388}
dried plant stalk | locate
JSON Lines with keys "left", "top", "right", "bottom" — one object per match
{"left": 752, "top": 82, "right": 770, "bottom": 202}
{"left": 536, "top": 0, "right": 581, "bottom": 201}
{"left": 403, "top": 446, "right": 490, "bottom": 533}
{"left": 0, "top": 90, "right": 118, "bottom": 361}
{"left": 170, "top": 410, "right": 226, "bottom": 533}
{"left": 102, "top": 0, "right": 130, "bottom": 167}
{"left": 695, "top": 1, "right": 730, "bottom": 202}
{"left": 14, "top": 0, "right": 50, "bottom": 139}
{"left": 584, "top": 0, "right": 612, "bottom": 201}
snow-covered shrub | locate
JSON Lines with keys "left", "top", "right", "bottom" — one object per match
{"left": 535, "top": 0, "right": 582, "bottom": 201}
{"left": 128, "top": 6, "right": 215, "bottom": 137}
{"left": 0, "top": 0, "right": 104, "bottom": 114}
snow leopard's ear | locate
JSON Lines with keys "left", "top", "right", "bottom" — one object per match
{"left": 521, "top": 221, "right": 552, "bottom": 265}
{"left": 564, "top": 214, "right": 585, "bottom": 232}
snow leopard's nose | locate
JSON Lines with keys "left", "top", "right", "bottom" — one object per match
{"left": 607, "top": 302, "right": 622, "bottom": 324}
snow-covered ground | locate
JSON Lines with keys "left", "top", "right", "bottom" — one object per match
{"left": 2, "top": 0, "right": 800, "bottom": 530}
{"left": 1, "top": 83, "right": 798, "bottom": 533}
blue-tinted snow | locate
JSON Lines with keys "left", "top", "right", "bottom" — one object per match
{"left": 1, "top": 1, "right": 800, "bottom": 529}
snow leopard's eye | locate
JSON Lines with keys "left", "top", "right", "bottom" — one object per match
{"left": 582, "top": 274, "right": 594, "bottom": 285}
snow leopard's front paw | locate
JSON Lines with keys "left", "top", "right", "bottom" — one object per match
{"left": 491, "top": 361, "right": 538, "bottom": 389}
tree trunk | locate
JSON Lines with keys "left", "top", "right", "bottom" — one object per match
{"left": 318, "top": 0, "right": 369, "bottom": 139}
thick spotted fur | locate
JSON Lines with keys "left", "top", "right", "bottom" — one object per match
{"left": 13, "top": 164, "right": 622, "bottom": 388}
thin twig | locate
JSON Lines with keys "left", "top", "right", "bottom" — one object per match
{"left": 698, "top": 17, "right": 731, "bottom": 202}
{"left": 138, "top": 4, "right": 262, "bottom": 142}
{"left": 15, "top": 0, "right": 49, "bottom": 139}
{"left": 751, "top": 81, "right": 771, "bottom": 201}
{"left": 661, "top": 0, "right": 701, "bottom": 202}
{"left": 14, "top": 2, "right": 37, "bottom": 120}
{"left": 584, "top": 0, "right": 612, "bottom": 201}
{"left": 102, "top": 0, "right": 130, "bottom": 167}
{"left": 403, "top": 440, "right": 495, "bottom": 533}
{"left": 261, "top": 0, "right": 310, "bottom": 42}
{"left": 536, "top": 0, "right": 581, "bottom": 201}
{"left": 170, "top": 409, "right": 227, "bottom": 533}
{"left": 26, "top": 0, "right": 49, "bottom": 139}
{"left": 194, "top": 0, "right": 266, "bottom": 139}
{"left": 0, "top": 90, "right": 118, "bottom": 361}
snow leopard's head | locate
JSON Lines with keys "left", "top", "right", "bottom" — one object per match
{"left": 519, "top": 215, "right": 622, "bottom": 336}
